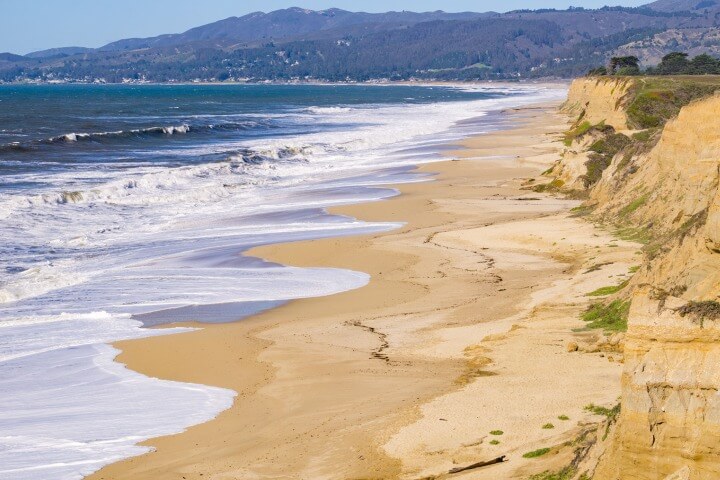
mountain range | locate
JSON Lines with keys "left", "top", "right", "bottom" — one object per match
{"left": 2, "top": 0, "right": 720, "bottom": 82}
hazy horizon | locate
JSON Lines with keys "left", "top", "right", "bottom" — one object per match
{"left": 3, "top": 0, "right": 650, "bottom": 54}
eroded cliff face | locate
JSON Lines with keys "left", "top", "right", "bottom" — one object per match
{"left": 553, "top": 77, "right": 636, "bottom": 193}
{"left": 562, "top": 77, "right": 634, "bottom": 130}
{"left": 596, "top": 290, "right": 720, "bottom": 480}
{"left": 591, "top": 94, "right": 720, "bottom": 234}
{"left": 555, "top": 78, "right": 720, "bottom": 480}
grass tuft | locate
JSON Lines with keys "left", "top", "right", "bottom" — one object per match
{"left": 585, "top": 403, "right": 620, "bottom": 419}
{"left": 585, "top": 403, "right": 621, "bottom": 440}
{"left": 523, "top": 447, "right": 551, "bottom": 458}
{"left": 615, "top": 226, "right": 651, "bottom": 244}
{"left": 570, "top": 204, "right": 594, "bottom": 217}
{"left": 532, "top": 178, "right": 566, "bottom": 193}
{"left": 619, "top": 194, "right": 649, "bottom": 218}
{"left": 581, "top": 300, "right": 630, "bottom": 332}
{"left": 489, "top": 430, "right": 504, "bottom": 436}
{"left": 631, "top": 129, "right": 656, "bottom": 142}
{"left": 563, "top": 121, "right": 592, "bottom": 146}
{"left": 586, "top": 280, "right": 628, "bottom": 297}
{"left": 588, "top": 133, "right": 631, "bottom": 156}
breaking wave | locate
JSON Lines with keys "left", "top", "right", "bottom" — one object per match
{"left": 49, "top": 124, "right": 190, "bottom": 143}
{"left": 0, "top": 144, "right": 312, "bottom": 218}
{"left": 306, "top": 106, "right": 353, "bottom": 114}
{"left": 0, "top": 120, "right": 272, "bottom": 153}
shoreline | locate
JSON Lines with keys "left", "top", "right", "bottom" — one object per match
{"left": 0, "top": 80, "right": 571, "bottom": 88}
{"left": 88, "top": 101, "right": 638, "bottom": 479}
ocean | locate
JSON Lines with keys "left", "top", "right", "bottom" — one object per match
{"left": 0, "top": 83, "right": 564, "bottom": 479}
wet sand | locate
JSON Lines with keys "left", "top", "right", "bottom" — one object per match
{"left": 88, "top": 102, "right": 638, "bottom": 480}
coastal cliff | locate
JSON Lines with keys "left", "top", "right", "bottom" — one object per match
{"left": 562, "top": 78, "right": 633, "bottom": 130}
{"left": 548, "top": 77, "right": 720, "bottom": 480}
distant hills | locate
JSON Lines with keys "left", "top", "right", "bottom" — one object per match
{"left": 25, "top": 47, "right": 95, "bottom": 60}
{"left": 645, "top": 0, "right": 719, "bottom": 11}
{"left": 2, "top": 2, "right": 720, "bottom": 82}
{"left": 96, "top": 9, "right": 490, "bottom": 52}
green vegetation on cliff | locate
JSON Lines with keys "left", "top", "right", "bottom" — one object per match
{"left": 559, "top": 76, "right": 720, "bottom": 195}
{"left": 587, "top": 280, "right": 629, "bottom": 297}
{"left": 563, "top": 121, "right": 593, "bottom": 146}
{"left": 625, "top": 77, "right": 720, "bottom": 128}
{"left": 583, "top": 130, "right": 632, "bottom": 187}
{"left": 582, "top": 300, "right": 631, "bottom": 331}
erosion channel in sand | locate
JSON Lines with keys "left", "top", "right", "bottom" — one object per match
{"left": 89, "top": 101, "right": 638, "bottom": 480}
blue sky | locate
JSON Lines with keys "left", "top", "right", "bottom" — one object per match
{"left": 3, "top": 0, "right": 650, "bottom": 54}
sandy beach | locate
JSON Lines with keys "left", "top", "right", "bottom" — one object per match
{"left": 88, "top": 101, "right": 640, "bottom": 480}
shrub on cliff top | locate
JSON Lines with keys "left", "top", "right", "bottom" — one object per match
{"left": 626, "top": 90, "right": 677, "bottom": 128}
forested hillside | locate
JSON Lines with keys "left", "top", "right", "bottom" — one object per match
{"left": 2, "top": 2, "right": 720, "bottom": 82}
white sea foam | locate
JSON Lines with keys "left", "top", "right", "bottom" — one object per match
{"left": 0, "top": 343, "right": 235, "bottom": 480}
{"left": 306, "top": 106, "right": 353, "bottom": 114}
{"left": 162, "top": 124, "right": 189, "bottom": 134}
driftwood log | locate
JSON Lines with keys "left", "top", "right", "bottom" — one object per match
{"left": 448, "top": 455, "right": 506, "bottom": 474}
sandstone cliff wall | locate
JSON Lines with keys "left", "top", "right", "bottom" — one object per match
{"left": 553, "top": 77, "right": 635, "bottom": 192}
{"left": 562, "top": 77, "right": 634, "bottom": 130}
{"left": 595, "top": 290, "right": 720, "bottom": 480}
{"left": 557, "top": 78, "right": 720, "bottom": 480}
{"left": 591, "top": 94, "right": 720, "bottom": 235}
{"left": 593, "top": 93, "right": 720, "bottom": 300}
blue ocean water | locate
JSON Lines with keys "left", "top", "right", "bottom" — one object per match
{"left": 0, "top": 83, "right": 564, "bottom": 479}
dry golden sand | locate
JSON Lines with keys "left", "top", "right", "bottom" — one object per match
{"left": 88, "top": 103, "right": 640, "bottom": 480}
